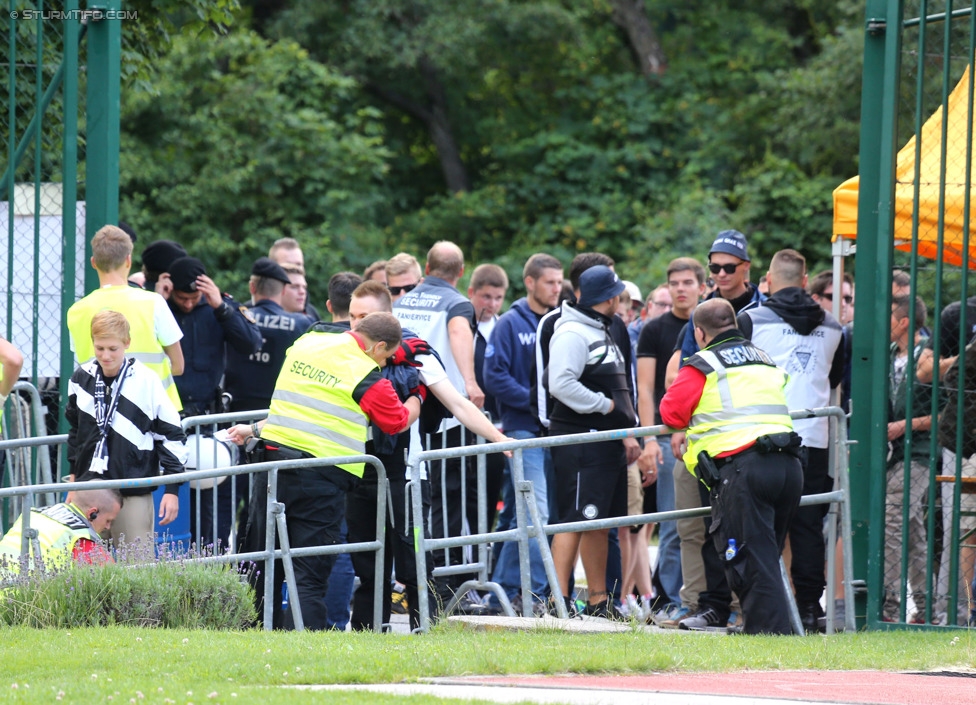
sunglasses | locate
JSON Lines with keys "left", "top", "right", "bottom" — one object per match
{"left": 388, "top": 283, "right": 418, "bottom": 296}
{"left": 708, "top": 262, "right": 745, "bottom": 275}
{"left": 821, "top": 292, "right": 854, "bottom": 305}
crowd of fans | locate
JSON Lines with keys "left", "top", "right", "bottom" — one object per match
{"left": 2, "top": 221, "right": 974, "bottom": 633}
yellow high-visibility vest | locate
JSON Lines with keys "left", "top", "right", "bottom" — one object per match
{"left": 0, "top": 503, "right": 99, "bottom": 576}
{"left": 261, "top": 332, "right": 378, "bottom": 477}
{"left": 683, "top": 341, "right": 793, "bottom": 474}
{"left": 66, "top": 286, "right": 182, "bottom": 410}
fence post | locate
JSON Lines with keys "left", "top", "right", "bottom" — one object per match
{"left": 83, "top": 0, "right": 121, "bottom": 293}
{"left": 848, "top": 0, "right": 904, "bottom": 629}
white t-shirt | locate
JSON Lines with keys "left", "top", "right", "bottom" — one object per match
{"left": 154, "top": 295, "right": 183, "bottom": 347}
{"left": 407, "top": 352, "right": 451, "bottom": 479}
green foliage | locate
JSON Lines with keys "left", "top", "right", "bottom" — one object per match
{"left": 109, "top": 0, "right": 870, "bottom": 285}
{"left": 730, "top": 154, "right": 837, "bottom": 271}
{"left": 122, "top": 0, "right": 241, "bottom": 91}
{"left": 2, "top": 0, "right": 238, "bottom": 186}
{"left": 0, "top": 557, "right": 256, "bottom": 628}
{"left": 119, "top": 29, "right": 391, "bottom": 301}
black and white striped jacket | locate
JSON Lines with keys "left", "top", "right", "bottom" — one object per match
{"left": 66, "top": 358, "right": 187, "bottom": 496}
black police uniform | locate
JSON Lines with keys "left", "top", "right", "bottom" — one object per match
{"left": 171, "top": 293, "right": 262, "bottom": 548}
{"left": 224, "top": 299, "right": 313, "bottom": 413}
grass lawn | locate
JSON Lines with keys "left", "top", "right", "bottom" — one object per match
{"left": 6, "top": 622, "right": 976, "bottom": 704}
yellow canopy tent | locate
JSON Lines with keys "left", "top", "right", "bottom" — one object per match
{"left": 833, "top": 63, "right": 976, "bottom": 267}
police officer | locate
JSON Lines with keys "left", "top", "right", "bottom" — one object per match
{"left": 660, "top": 298, "right": 802, "bottom": 635}
{"left": 165, "top": 256, "right": 262, "bottom": 417}
{"left": 224, "top": 258, "right": 314, "bottom": 413}
{"left": 227, "top": 312, "right": 420, "bottom": 630}
{"left": 224, "top": 258, "right": 313, "bottom": 610}
{"left": 164, "top": 256, "right": 262, "bottom": 549}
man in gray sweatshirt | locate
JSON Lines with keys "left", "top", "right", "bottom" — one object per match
{"left": 547, "top": 265, "right": 640, "bottom": 618}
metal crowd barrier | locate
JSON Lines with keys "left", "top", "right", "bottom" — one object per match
{"left": 0, "top": 443, "right": 391, "bottom": 633}
{"left": 0, "top": 381, "right": 57, "bottom": 518}
{"left": 181, "top": 411, "right": 269, "bottom": 551}
{"left": 421, "top": 425, "right": 495, "bottom": 615}
{"left": 409, "top": 406, "right": 854, "bottom": 634}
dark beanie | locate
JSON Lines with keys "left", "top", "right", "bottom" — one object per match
{"left": 168, "top": 256, "right": 207, "bottom": 292}
{"left": 141, "top": 240, "right": 187, "bottom": 273}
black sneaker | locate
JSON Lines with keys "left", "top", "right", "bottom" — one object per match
{"left": 582, "top": 600, "right": 621, "bottom": 620}
{"left": 678, "top": 606, "right": 728, "bottom": 631}
{"left": 798, "top": 602, "right": 826, "bottom": 634}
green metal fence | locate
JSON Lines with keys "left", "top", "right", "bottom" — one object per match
{"left": 852, "top": 0, "right": 976, "bottom": 629}
{"left": 1, "top": 2, "right": 119, "bottom": 479}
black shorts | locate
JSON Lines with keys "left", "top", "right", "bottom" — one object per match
{"left": 550, "top": 438, "right": 628, "bottom": 523}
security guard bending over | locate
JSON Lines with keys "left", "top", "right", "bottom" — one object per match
{"left": 227, "top": 312, "right": 420, "bottom": 630}
{"left": 660, "top": 298, "right": 802, "bottom": 635}
{"left": 0, "top": 488, "right": 123, "bottom": 577}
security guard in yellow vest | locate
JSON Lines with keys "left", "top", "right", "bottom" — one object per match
{"left": 660, "top": 298, "right": 802, "bottom": 635}
{"left": 66, "top": 225, "right": 184, "bottom": 410}
{"left": 0, "top": 488, "right": 122, "bottom": 577}
{"left": 227, "top": 312, "right": 420, "bottom": 630}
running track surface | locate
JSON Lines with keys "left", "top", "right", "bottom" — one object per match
{"left": 459, "top": 670, "right": 976, "bottom": 704}
{"left": 314, "top": 670, "right": 976, "bottom": 704}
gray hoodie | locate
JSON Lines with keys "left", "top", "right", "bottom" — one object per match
{"left": 547, "top": 302, "right": 637, "bottom": 432}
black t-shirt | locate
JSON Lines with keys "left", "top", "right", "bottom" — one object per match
{"left": 673, "top": 322, "right": 688, "bottom": 354}
{"left": 637, "top": 311, "right": 688, "bottom": 425}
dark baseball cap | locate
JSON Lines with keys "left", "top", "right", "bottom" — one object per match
{"left": 708, "top": 229, "right": 750, "bottom": 262}
{"left": 251, "top": 257, "right": 291, "bottom": 285}
{"left": 578, "top": 265, "right": 626, "bottom": 308}
{"left": 168, "top": 256, "right": 207, "bottom": 292}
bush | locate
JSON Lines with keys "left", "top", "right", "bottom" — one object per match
{"left": 0, "top": 550, "right": 257, "bottom": 629}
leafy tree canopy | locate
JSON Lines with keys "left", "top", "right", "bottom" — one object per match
{"left": 119, "top": 29, "right": 391, "bottom": 301}
{"left": 115, "top": 0, "right": 867, "bottom": 299}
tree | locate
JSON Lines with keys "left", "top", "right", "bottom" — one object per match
{"left": 609, "top": 0, "right": 667, "bottom": 76}
{"left": 253, "top": 0, "right": 580, "bottom": 196}
{"left": 118, "top": 29, "right": 391, "bottom": 302}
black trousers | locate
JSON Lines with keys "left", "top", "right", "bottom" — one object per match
{"left": 243, "top": 455, "right": 353, "bottom": 631}
{"left": 426, "top": 425, "right": 505, "bottom": 601}
{"left": 708, "top": 448, "right": 803, "bottom": 635}
{"left": 788, "top": 446, "right": 832, "bottom": 607}
{"left": 346, "top": 456, "right": 433, "bottom": 631}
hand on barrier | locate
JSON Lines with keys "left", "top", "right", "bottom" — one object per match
{"left": 391, "top": 338, "right": 431, "bottom": 367}
{"left": 225, "top": 424, "right": 253, "bottom": 446}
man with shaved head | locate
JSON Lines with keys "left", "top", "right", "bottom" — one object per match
{"left": 660, "top": 297, "right": 802, "bottom": 635}
{"left": 392, "top": 241, "right": 485, "bottom": 610}
{"left": 738, "top": 249, "right": 844, "bottom": 633}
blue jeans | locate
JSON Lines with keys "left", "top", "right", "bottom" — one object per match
{"left": 491, "top": 464, "right": 516, "bottom": 567}
{"left": 324, "top": 520, "right": 355, "bottom": 630}
{"left": 655, "top": 435, "right": 683, "bottom": 603}
{"left": 488, "top": 429, "right": 551, "bottom": 605}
